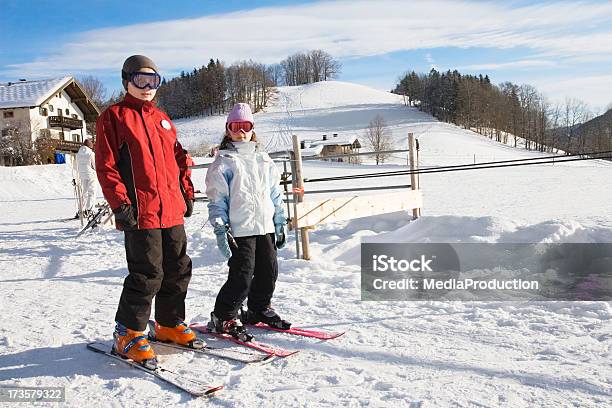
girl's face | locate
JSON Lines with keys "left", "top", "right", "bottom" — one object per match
{"left": 227, "top": 121, "right": 254, "bottom": 142}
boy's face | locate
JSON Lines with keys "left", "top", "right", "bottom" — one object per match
{"left": 127, "top": 68, "right": 157, "bottom": 102}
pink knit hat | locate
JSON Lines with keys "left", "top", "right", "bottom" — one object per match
{"left": 226, "top": 103, "right": 254, "bottom": 124}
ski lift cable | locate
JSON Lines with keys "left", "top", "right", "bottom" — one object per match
{"left": 278, "top": 151, "right": 612, "bottom": 185}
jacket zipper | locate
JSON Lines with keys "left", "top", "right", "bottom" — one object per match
{"left": 139, "top": 109, "right": 164, "bottom": 228}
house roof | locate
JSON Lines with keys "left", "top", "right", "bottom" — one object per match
{"left": 301, "top": 144, "right": 325, "bottom": 157}
{"left": 0, "top": 77, "right": 70, "bottom": 109}
{"left": 0, "top": 77, "right": 101, "bottom": 121}
{"left": 303, "top": 134, "right": 360, "bottom": 147}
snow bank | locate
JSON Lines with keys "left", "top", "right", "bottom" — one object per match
{"left": 0, "top": 161, "right": 74, "bottom": 201}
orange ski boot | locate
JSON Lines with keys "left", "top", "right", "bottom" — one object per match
{"left": 151, "top": 321, "right": 203, "bottom": 349}
{"left": 112, "top": 323, "right": 157, "bottom": 369}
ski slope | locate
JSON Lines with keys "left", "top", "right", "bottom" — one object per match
{"left": 0, "top": 81, "right": 610, "bottom": 407}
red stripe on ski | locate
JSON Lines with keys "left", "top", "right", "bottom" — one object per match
{"left": 189, "top": 323, "right": 299, "bottom": 358}
{"left": 248, "top": 323, "right": 345, "bottom": 340}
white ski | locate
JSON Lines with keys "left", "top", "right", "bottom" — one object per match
{"left": 87, "top": 342, "right": 223, "bottom": 397}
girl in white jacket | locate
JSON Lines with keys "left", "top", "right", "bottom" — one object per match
{"left": 205, "top": 103, "right": 290, "bottom": 341}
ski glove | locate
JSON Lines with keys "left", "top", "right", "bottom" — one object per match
{"left": 184, "top": 199, "right": 194, "bottom": 217}
{"left": 113, "top": 204, "right": 137, "bottom": 229}
{"left": 214, "top": 224, "right": 233, "bottom": 259}
{"left": 273, "top": 213, "right": 287, "bottom": 249}
{"left": 275, "top": 223, "right": 286, "bottom": 249}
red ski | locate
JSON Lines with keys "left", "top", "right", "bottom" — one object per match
{"left": 247, "top": 323, "right": 345, "bottom": 340}
{"left": 189, "top": 323, "right": 299, "bottom": 358}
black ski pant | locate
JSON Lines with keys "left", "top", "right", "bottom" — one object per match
{"left": 214, "top": 233, "right": 278, "bottom": 321}
{"left": 115, "top": 225, "right": 192, "bottom": 331}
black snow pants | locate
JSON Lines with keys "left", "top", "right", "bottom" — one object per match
{"left": 115, "top": 225, "right": 192, "bottom": 331}
{"left": 213, "top": 233, "right": 278, "bottom": 321}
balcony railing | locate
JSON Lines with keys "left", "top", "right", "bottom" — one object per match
{"left": 48, "top": 116, "right": 83, "bottom": 130}
{"left": 54, "top": 139, "right": 82, "bottom": 153}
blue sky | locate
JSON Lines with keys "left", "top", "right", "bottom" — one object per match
{"left": 2, "top": 0, "right": 612, "bottom": 111}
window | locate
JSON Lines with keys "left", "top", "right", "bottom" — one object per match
{"left": 48, "top": 104, "right": 54, "bottom": 112}
{"left": 2, "top": 127, "right": 18, "bottom": 137}
{"left": 40, "top": 107, "right": 48, "bottom": 116}
{"left": 39, "top": 129, "right": 51, "bottom": 138}
{"left": 59, "top": 132, "right": 65, "bottom": 140}
{"left": 65, "top": 109, "right": 69, "bottom": 115}
{"left": 58, "top": 109, "right": 63, "bottom": 117}
{"left": 73, "top": 134, "right": 80, "bottom": 142}
{"left": 3, "top": 111, "right": 14, "bottom": 118}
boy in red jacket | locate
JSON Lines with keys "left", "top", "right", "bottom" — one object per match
{"left": 96, "top": 55, "right": 197, "bottom": 367}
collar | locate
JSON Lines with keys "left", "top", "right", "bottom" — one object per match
{"left": 122, "top": 92, "right": 157, "bottom": 112}
{"left": 227, "top": 141, "right": 258, "bottom": 155}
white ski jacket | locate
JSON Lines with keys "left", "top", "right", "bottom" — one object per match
{"left": 76, "top": 145, "right": 96, "bottom": 180}
{"left": 205, "top": 141, "right": 285, "bottom": 237}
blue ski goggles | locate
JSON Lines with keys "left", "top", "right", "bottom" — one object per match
{"left": 129, "top": 72, "right": 161, "bottom": 90}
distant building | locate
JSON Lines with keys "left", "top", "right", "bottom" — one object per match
{"left": 301, "top": 133, "right": 362, "bottom": 162}
{"left": 0, "top": 77, "right": 101, "bottom": 166}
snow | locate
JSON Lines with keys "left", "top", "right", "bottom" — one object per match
{"left": 0, "top": 77, "right": 71, "bottom": 109}
{"left": 174, "top": 80, "right": 409, "bottom": 153}
{"left": 1, "top": 81, "right": 610, "bottom": 407}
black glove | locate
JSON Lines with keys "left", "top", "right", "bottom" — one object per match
{"left": 274, "top": 223, "right": 286, "bottom": 249}
{"left": 184, "top": 199, "right": 194, "bottom": 217}
{"left": 113, "top": 204, "right": 137, "bottom": 228}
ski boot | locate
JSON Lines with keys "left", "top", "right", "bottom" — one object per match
{"left": 112, "top": 322, "right": 157, "bottom": 369}
{"left": 207, "top": 312, "right": 253, "bottom": 342}
{"left": 241, "top": 306, "right": 292, "bottom": 330}
{"left": 149, "top": 321, "right": 204, "bottom": 349}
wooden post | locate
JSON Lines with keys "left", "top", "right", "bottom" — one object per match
{"left": 292, "top": 134, "right": 310, "bottom": 260}
{"left": 408, "top": 133, "right": 420, "bottom": 219}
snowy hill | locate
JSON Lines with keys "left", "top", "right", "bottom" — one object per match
{"left": 175, "top": 80, "right": 421, "bottom": 153}
{"left": 1, "top": 81, "right": 611, "bottom": 407}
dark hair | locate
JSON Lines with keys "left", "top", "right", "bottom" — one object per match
{"left": 218, "top": 130, "right": 258, "bottom": 150}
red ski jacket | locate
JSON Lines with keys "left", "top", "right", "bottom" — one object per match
{"left": 95, "top": 93, "right": 194, "bottom": 230}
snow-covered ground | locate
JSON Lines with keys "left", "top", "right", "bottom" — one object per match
{"left": 1, "top": 81, "right": 610, "bottom": 407}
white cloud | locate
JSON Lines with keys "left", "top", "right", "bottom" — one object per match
{"left": 535, "top": 74, "right": 612, "bottom": 110}
{"left": 458, "top": 59, "right": 557, "bottom": 71}
{"left": 3, "top": 0, "right": 612, "bottom": 81}
{"left": 425, "top": 53, "right": 438, "bottom": 70}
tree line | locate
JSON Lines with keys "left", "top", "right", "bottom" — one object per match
{"left": 393, "top": 69, "right": 607, "bottom": 154}
{"left": 83, "top": 49, "right": 342, "bottom": 120}
{"left": 156, "top": 50, "right": 341, "bottom": 119}
{"left": 279, "top": 49, "right": 342, "bottom": 86}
